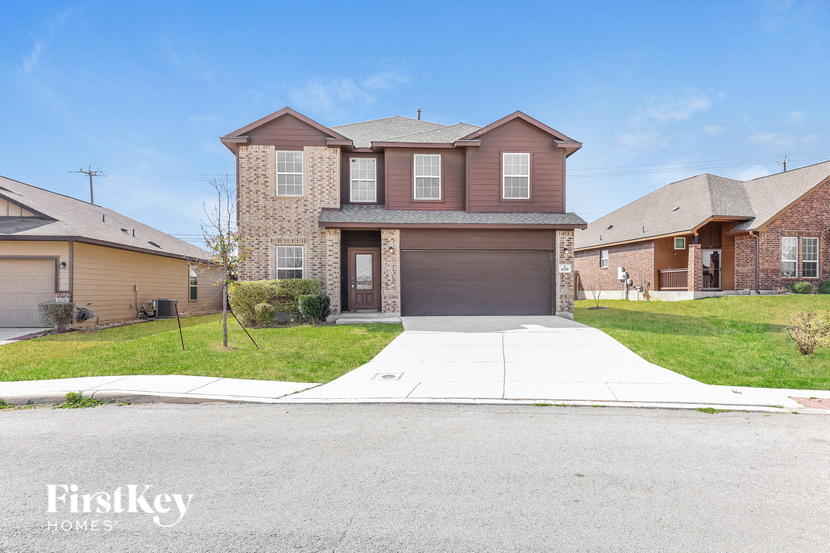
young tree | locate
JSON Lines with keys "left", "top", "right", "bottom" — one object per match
{"left": 201, "top": 177, "right": 250, "bottom": 347}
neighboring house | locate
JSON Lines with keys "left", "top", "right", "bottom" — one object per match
{"left": 574, "top": 161, "right": 830, "bottom": 299}
{"left": 0, "top": 176, "right": 223, "bottom": 327}
{"left": 221, "top": 107, "right": 586, "bottom": 317}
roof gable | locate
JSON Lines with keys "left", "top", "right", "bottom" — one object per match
{"left": 460, "top": 111, "right": 579, "bottom": 143}
{"left": 221, "top": 107, "right": 347, "bottom": 152}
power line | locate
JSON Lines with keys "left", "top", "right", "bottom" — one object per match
{"left": 70, "top": 166, "right": 106, "bottom": 204}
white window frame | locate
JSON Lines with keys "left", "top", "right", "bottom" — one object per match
{"left": 781, "top": 237, "right": 798, "bottom": 278}
{"left": 276, "top": 246, "right": 304, "bottom": 279}
{"left": 413, "top": 154, "right": 442, "bottom": 200}
{"left": 502, "top": 152, "right": 530, "bottom": 199}
{"left": 803, "top": 237, "right": 819, "bottom": 279}
{"left": 350, "top": 158, "right": 377, "bottom": 203}
{"left": 188, "top": 267, "right": 198, "bottom": 302}
{"left": 674, "top": 237, "right": 686, "bottom": 250}
{"left": 600, "top": 249, "right": 609, "bottom": 268}
{"left": 276, "top": 150, "right": 303, "bottom": 197}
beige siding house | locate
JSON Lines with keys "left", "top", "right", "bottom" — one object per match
{"left": 0, "top": 176, "right": 222, "bottom": 327}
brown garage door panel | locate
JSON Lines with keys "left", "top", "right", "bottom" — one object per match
{"left": 401, "top": 251, "right": 553, "bottom": 316}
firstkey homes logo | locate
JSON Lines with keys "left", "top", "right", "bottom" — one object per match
{"left": 47, "top": 484, "right": 194, "bottom": 531}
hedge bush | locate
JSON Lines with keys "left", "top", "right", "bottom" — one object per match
{"left": 818, "top": 280, "right": 830, "bottom": 295}
{"left": 299, "top": 294, "right": 331, "bottom": 323}
{"left": 255, "top": 302, "right": 277, "bottom": 327}
{"left": 787, "top": 310, "right": 830, "bottom": 355}
{"left": 790, "top": 281, "right": 813, "bottom": 294}
{"left": 38, "top": 302, "right": 75, "bottom": 332}
{"left": 229, "top": 279, "right": 321, "bottom": 326}
{"left": 228, "top": 281, "right": 279, "bottom": 326}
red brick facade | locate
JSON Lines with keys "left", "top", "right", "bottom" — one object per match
{"left": 687, "top": 243, "right": 702, "bottom": 291}
{"left": 237, "top": 145, "right": 340, "bottom": 292}
{"left": 575, "top": 240, "right": 655, "bottom": 293}
{"left": 735, "top": 178, "right": 830, "bottom": 292}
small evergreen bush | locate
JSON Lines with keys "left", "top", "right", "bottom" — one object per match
{"left": 787, "top": 310, "right": 830, "bottom": 355}
{"left": 275, "top": 279, "right": 320, "bottom": 317}
{"left": 298, "top": 294, "right": 331, "bottom": 323}
{"left": 818, "top": 280, "right": 830, "bottom": 295}
{"left": 38, "top": 302, "right": 75, "bottom": 332}
{"left": 790, "top": 281, "right": 813, "bottom": 294}
{"left": 228, "top": 281, "right": 279, "bottom": 326}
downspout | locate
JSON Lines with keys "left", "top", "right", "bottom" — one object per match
{"left": 749, "top": 231, "right": 760, "bottom": 294}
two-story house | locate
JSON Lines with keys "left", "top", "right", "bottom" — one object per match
{"left": 221, "top": 107, "right": 586, "bottom": 317}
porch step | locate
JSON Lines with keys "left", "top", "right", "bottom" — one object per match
{"left": 329, "top": 313, "right": 402, "bottom": 325}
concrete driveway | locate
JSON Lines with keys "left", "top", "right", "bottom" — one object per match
{"left": 289, "top": 316, "right": 716, "bottom": 404}
{"left": 0, "top": 328, "right": 48, "bottom": 346}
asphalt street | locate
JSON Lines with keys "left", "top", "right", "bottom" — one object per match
{"left": 1, "top": 403, "right": 828, "bottom": 552}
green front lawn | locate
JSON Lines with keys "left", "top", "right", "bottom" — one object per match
{"left": 0, "top": 314, "right": 403, "bottom": 383}
{"left": 574, "top": 295, "right": 830, "bottom": 390}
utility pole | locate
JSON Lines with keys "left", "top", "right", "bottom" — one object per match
{"left": 70, "top": 166, "right": 106, "bottom": 204}
{"left": 777, "top": 155, "right": 790, "bottom": 173}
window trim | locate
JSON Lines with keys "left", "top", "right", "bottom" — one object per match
{"left": 802, "top": 237, "right": 819, "bottom": 279}
{"left": 275, "top": 150, "right": 304, "bottom": 197}
{"left": 781, "top": 236, "right": 798, "bottom": 278}
{"left": 600, "top": 249, "right": 609, "bottom": 269}
{"left": 413, "top": 153, "right": 442, "bottom": 201}
{"left": 188, "top": 267, "right": 198, "bottom": 302}
{"left": 349, "top": 157, "right": 377, "bottom": 203}
{"left": 674, "top": 237, "right": 686, "bottom": 250}
{"left": 502, "top": 152, "right": 531, "bottom": 200}
{"left": 276, "top": 245, "right": 304, "bottom": 280}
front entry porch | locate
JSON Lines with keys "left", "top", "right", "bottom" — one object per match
{"left": 655, "top": 221, "right": 735, "bottom": 292}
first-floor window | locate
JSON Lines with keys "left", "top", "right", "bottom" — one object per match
{"left": 600, "top": 249, "right": 609, "bottom": 268}
{"left": 803, "top": 237, "right": 819, "bottom": 278}
{"left": 189, "top": 267, "right": 198, "bottom": 301}
{"left": 350, "top": 158, "right": 377, "bottom": 202}
{"left": 674, "top": 237, "right": 686, "bottom": 250}
{"left": 277, "top": 246, "right": 303, "bottom": 279}
{"left": 781, "top": 237, "right": 797, "bottom": 278}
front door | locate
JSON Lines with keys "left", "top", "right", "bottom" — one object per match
{"left": 702, "top": 249, "right": 721, "bottom": 290}
{"left": 348, "top": 247, "right": 380, "bottom": 311}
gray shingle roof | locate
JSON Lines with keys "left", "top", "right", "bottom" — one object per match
{"left": 0, "top": 176, "right": 212, "bottom": 260}
{"left": 331, "top": 116, "right": 481, "bottom": 148}
{"left": 319, "top": 204, "right": 586, "bottom": 227}
{"left": 575, "top": 160, "right": 830, "bottom": 250}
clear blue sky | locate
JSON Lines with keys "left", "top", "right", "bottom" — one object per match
{"left": 3, "top": 1, "right": 828, "bottom": 244}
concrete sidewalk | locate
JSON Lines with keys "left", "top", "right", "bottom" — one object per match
{"left": 2, "top": 316, "right": 829, "bottom": 413}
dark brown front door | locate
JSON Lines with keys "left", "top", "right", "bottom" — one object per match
{"left": 348, "top": 247, "right": 380, "bottom": 311}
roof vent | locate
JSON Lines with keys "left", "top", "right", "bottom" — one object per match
{"left": 148, "top": 241, "right": 161, "bottom": 248}
{"left": 606, "top": 225, "right": 613, "bottom": 230}
{"left": 671, "top": 206, "right": 680, "bottom": 211}
{"left": 121, "top": 228, "right": 129, "bottom": 233}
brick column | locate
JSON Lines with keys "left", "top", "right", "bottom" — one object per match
{"left": 688, "top": 242, "right": 702, "bottom": 291}
{"left": 381, "top": 229, "right": 401, "bottom": 313}
{"left": 555, "top": 230, "right": 575, "bottom": 317}
{"left": 325, "top": 229, "right": 341, "bottom": 314}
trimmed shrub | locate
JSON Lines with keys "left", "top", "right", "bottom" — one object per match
{"left": 228, "top": 281, "right": 279, "bottom": 326}
{"left": 299, "top": 294, "right": 331, "bottom": 323}
{"left": 787, "top": 310, "right": 830, "bottom": 355}
{"left": 790, "top": 281, "right": 813, "bottom": 295}
{"left": 274, "top": 279, "right": 320, "bottom": 318}
{"left": 818, "top": 280, "right": 830, "bottom": 295}
{"left": 254, "top": 302, "right": 277, "bottom": 327}
{"left": 38, "top": 302, "right": 75, "bottom": 332}
{"left": 229, "top": 279, "right": 321, "bottom": 325}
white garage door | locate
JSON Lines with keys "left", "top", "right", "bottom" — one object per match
{"left": 0, "top": 259, "right": 56, "bottom": 327}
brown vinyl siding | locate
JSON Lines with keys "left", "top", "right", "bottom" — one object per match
{"left": 73, "top": 242, "right": 222, "bottom": 324}
{"left": 384, "top": 148, "right": 466, "bottom": 210}
{"left": 247, "top": 114, "right": 329, "bottom": 148}
{"left": 341, "top": 154, "right": 384, "bottom": 205}
{"left": 467, "top": 119, "right": 565, "bottom": 213}
{"left": 401, "top": 229, "right": 555, "bottom": 250}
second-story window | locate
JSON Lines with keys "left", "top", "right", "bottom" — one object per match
{"left": 276, "top": 151, "right": 303, "bottom": 196}
{"left": 350, "top": 158, "right": 377, "bottom": 202}
{"left": 414, "top": 154, "right": 441, "bottom": 200}
{"left": 503, "top": 153, "right": 530, "bottom": 199}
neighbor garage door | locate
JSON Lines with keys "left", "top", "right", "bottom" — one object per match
{"left": 0, "top": 259, "right": 56, "bottom": 327}
{"left": 400, "top": 250, "right": 554, "bottom": 316}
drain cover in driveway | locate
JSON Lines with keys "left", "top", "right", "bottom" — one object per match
{"left": 372, "top": 373, "right": 403, "bottom": 381}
